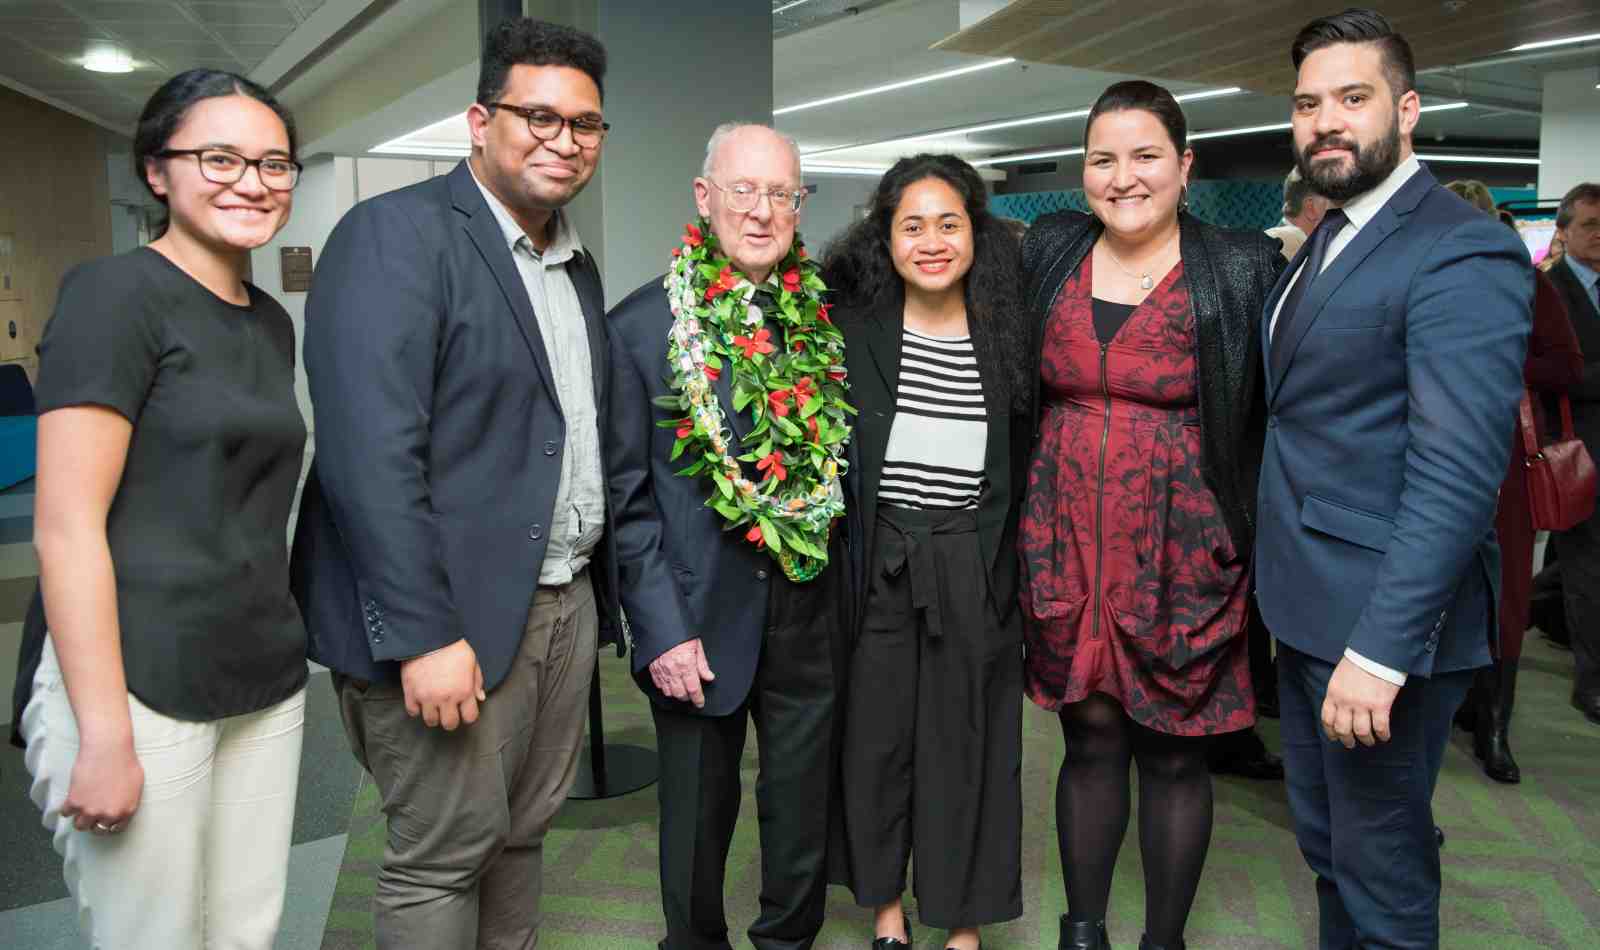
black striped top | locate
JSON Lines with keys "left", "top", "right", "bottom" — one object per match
{"left": 880, "top": 327, "right": 988, "bottom": 510}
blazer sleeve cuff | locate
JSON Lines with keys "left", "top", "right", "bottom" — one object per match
{"left": 1344, "top": 648, "right": 1408, "bottom": 686}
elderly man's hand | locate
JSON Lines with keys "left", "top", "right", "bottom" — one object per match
{"left": 649, "top": 639, "right": 715, "bottom": 708}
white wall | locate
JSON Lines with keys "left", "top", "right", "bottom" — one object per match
{"left": 1538, "top": 67, "right": 1600, "bottom": 202}
{"left": 798, "top": 172, "right": 877, "bottom": 254}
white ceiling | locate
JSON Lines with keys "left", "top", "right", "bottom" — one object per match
{"left": 0, "top": 0, "right": 328, "bottom": 130}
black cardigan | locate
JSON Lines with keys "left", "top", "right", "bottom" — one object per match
{"left": 1020, "top": 210, "right": 1286, "bottom": 555}
{"left": 839, "top": 298, "right": 1033, "bottom": 635}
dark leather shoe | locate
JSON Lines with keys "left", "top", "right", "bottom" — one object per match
{"left": 1574, "top": 690, "right": 1600, "bottom": 726}
{"left": 1207, "top": 729, "right": 1285, "bottom": 780}
{"left": 1059, "top": 917, "right": 1108, "bottom": 949}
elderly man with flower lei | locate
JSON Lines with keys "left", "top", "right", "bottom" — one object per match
{"left": 605, "top": 121, "right": 856, "bottom": 950}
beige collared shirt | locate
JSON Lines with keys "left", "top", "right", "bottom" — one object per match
{"left": 470, "top": 164, "right": 604, "bottom": 586}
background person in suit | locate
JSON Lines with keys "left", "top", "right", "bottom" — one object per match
{"left": 289, "top": 19, "right": 620, "bottom": 948}
{"left": 1256, "top": 11, "right": 1531, "bottom": 947}
{"left": 823, "top": 154, "right": 1030, "bottom": 950}
{"left": 1265, "top": 167, "right": 1329, "bottom": 259}
{"left": 1544, "top": 182, "right": 1600, "bottom": 726}
{"left": 606, "top": 122, "right": 850, "bottom": 950}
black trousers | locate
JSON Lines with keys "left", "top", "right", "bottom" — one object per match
{"left": 842, "top": 507, "right": 1023, "bottom": 929}
{"left": 1278, "top": 644, "right": 1472, "bottom": 949}
{"left": 651, "top": 562, "right": 845, "bottom": 950}
{"left": 1553, "top": 512, "right": 1600, "bottom": 694}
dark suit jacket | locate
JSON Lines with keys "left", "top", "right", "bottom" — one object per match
{"left": 606, "top": 278, "right": 824, "bottom": 717}
{"left": 1254, "top": 165, "right": 1531, "bottom": 677}
{"left": 839, "top": 299, "right": 1031, "bottom": 635}
{"left": 1548, "top": 257, "right": 1600, "bottom": 448}
{"left": 290, "top": 160, "right": 621, "bottom": 691}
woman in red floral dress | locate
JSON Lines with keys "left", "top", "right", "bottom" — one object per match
{"left": 1017, "top": 82, "right": 1285, "bottom": 950}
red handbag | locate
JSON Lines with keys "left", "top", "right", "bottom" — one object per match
{"left": 1520, "top": 390, "right": 1597, "bottom": 531}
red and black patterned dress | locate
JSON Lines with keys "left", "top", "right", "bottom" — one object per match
{"left": 1019, "top": 255, "right": 1255, "bottom": 736}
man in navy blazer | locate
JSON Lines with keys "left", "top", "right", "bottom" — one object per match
{"left": 1255, "top": 11, "right": 1531, "bottom": 948}
{"left": 606, "top": 123, "right": 849, "bottom": 950}
{"left": 289, "top": 20, "right": 621, "bottom": 947}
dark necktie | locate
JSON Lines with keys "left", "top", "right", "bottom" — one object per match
{"left": 1271, "top": 208, "right": 1348, "bottom": 372}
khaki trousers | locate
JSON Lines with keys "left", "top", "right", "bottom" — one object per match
{"left": 338, "top": 571, "right": 597, "bottom": 950}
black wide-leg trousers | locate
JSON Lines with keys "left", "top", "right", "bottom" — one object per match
{"left": 842, "top": 507, "right": 1023, "bottom": 929}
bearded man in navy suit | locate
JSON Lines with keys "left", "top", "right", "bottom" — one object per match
{"left": 1253, "top": 10, "right": 1531, "bottom": 947}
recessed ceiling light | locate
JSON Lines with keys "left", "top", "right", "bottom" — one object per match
{"left": 82, "top": 47, "right": 134, "bottom": 74}
{"left": 1509, "top": 32, "right": 1600, "bottom": 52}
{"left": 775, "top": 58, "right": 1017, "bottom": 116}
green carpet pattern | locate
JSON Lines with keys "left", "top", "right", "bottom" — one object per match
{"left": 320, "top": 635, "right": 1600, "bottom": 949}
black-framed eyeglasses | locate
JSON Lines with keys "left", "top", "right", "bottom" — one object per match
{"left": 486, "top": 103, "right": 609, "bottom": 148}
{"left": 155, "top": 148, "right": 301, "bottom": 190}
{"left": 706, "top": 179, "right": 806, "bottom": 215}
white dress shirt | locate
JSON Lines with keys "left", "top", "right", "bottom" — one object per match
{"left": 1268, "top": 154, "right": 1422, "bottom": 686}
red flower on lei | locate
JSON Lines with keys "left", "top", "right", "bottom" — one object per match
{"left": 734, "top": 327, "right": 775, "bottom": 359}
{"left": 684, "top": 222, "right": 704, "bottom": 247}
{"left": 705, "top": 265, "right": 739, "bottom": 301}
{"left": 757, "top": 451, "right": 788, "bottom": 483}
{"left": 781, "top": 268, "right": 802, "bottom": 293}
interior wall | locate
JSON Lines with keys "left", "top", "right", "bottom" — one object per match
{"left": 0, "top": 84, "right": 113, "bottom": 382}
{"left": 1538, "top": 66, "right": 1600, "bottom": 202}
{"left": 799, "top": 173, "right": 877, "bottom": 253}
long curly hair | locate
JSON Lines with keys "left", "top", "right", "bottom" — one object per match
{"left": 822, "top": 153, "right": 1030, "bottom": 412}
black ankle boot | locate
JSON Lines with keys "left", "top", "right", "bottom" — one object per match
{"left": 1059, "top": 916, "right": 1109, "bottom": 949}
{"left": 1138, "top": 936, "right": 1184, "bottom": 950}
{"left": 1480, "top": 660, "right": 1521, "bottom": 783}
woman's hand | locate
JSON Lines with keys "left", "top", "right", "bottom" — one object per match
{"left": 60, "top": 736, "right": 143, "bottom": 834}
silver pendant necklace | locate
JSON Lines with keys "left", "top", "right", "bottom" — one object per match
{"left": 1102, "top": 234, "right": 1176, "bottom": 290}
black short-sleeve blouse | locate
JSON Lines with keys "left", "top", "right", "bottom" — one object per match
{"left": 13, "top": 247, "right": 309, "bottom": 726}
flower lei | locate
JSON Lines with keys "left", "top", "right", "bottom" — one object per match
{"left": 656, "top": 218, "right": 853, "bottom": 582}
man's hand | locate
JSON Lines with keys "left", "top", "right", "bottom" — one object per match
{"left": 649, "top": 639, "right": 715, "bottom": 708}
{"left": 400, "top": 638, "right": 486, "bottom": 730}
{"left": 1322, "top": 656, "right": 1402, "bottom": 748}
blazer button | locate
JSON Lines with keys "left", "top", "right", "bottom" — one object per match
{"left": 529, "top": 524, "right": 543, "bottom": 540}
{"left": 756, "top": 569, "right": 769, "bottom": 581}
{"left": 544, "top": 440, "right": 558, "bottom": 456}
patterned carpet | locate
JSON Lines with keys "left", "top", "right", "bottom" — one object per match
{"left": 320, "top": 633, "right": 1600, "bottom": 949}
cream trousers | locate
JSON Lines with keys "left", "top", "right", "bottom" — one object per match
{"left": 22, "top": 636, "right": 305, "bottom": 950}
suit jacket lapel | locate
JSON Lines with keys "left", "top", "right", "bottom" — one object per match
{"left": 571, "top": 249, "right": 607, "bottom": 407}
{"left": 1262, "top": 239, "right": 1312, "bottom": 404}
{"left": 450, "top": 162, "right": 560, "bottom": 406}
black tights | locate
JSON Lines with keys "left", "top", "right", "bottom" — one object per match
{"left": 1056, "top": 694, "right": 1215, "bottom": 947}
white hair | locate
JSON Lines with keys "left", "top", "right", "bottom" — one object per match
{"left": 701, "top": 121, "right": 802, "bottom": 179}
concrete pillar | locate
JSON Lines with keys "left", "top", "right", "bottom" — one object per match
{"left": 1537, "top": 66, "right": 1600, "bottom": 201}
{"left": 537, "top": 0, "right": 773, "bottom": 305}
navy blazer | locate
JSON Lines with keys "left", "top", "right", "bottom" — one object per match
{"left": 1254, "top": 165, "right": 1532, "bottom": 677}
{"left": 290, "top": 161, "right": 622, "bottom": 691}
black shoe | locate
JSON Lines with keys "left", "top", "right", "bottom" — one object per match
{"left": 872, "top": 914, "right": 912, "bottom": 949}
{"left": 1477, "top": 661, "right": 1521, "bottom": 783}
{"left": 1574, "top": 690, "right": 1600, "bottom": 726}
{"left": 1059, "top": 917, "right": 1108, "bottom": 950}
{"left": 1207, "top": 728, "right": 1285, "bottom": 780}
{"left": 1138, "top": 937, "right": 1184, "bottom": 950}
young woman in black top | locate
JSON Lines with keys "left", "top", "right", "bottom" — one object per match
{"left": 825, "top": 154, "right": 1032, "bottom": 950}
{"left": 15, "top": 70, "right": 308, "bottom": 949}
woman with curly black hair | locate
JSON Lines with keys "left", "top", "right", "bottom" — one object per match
{"left": 824, "top": 154, "right": 1031, "bottom": 950}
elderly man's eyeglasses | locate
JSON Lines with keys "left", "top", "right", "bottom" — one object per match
{"left": 155, "top": 148, "right": 301, "bottom": 190}
{"left": 487, "top": 103, "right": 609, "bottom": 148}
{"left": 707, "top": 180, "right": 806, "bottom": 215}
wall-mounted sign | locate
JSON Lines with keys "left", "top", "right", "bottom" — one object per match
{"left": 280, "top": 246, "right": 314, "bottom": 293}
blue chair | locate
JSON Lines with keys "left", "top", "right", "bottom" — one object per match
{"left": 0, "top": 364, "right": 37, "bottom": 490}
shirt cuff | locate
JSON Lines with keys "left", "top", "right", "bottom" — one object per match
{"left": 1344, "top": 648, "right": 1407, "bottom": 686}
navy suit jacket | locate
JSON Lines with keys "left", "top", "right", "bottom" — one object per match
{"left": 1254, "top": 165, "right": 1531, "bottom": 677}
{"left": 290, "top": 161, "right": 621, "bottom": 690}
{"left": 605, "top": 277, "right": 849, "bottom": 717}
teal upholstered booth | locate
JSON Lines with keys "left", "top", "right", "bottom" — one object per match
{"left": 0, "top": 364, "right": 37, "bottom": 490}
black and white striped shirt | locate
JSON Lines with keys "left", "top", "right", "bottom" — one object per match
{"left": 880, "top": 327, "right": 988, "bottom": 510}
